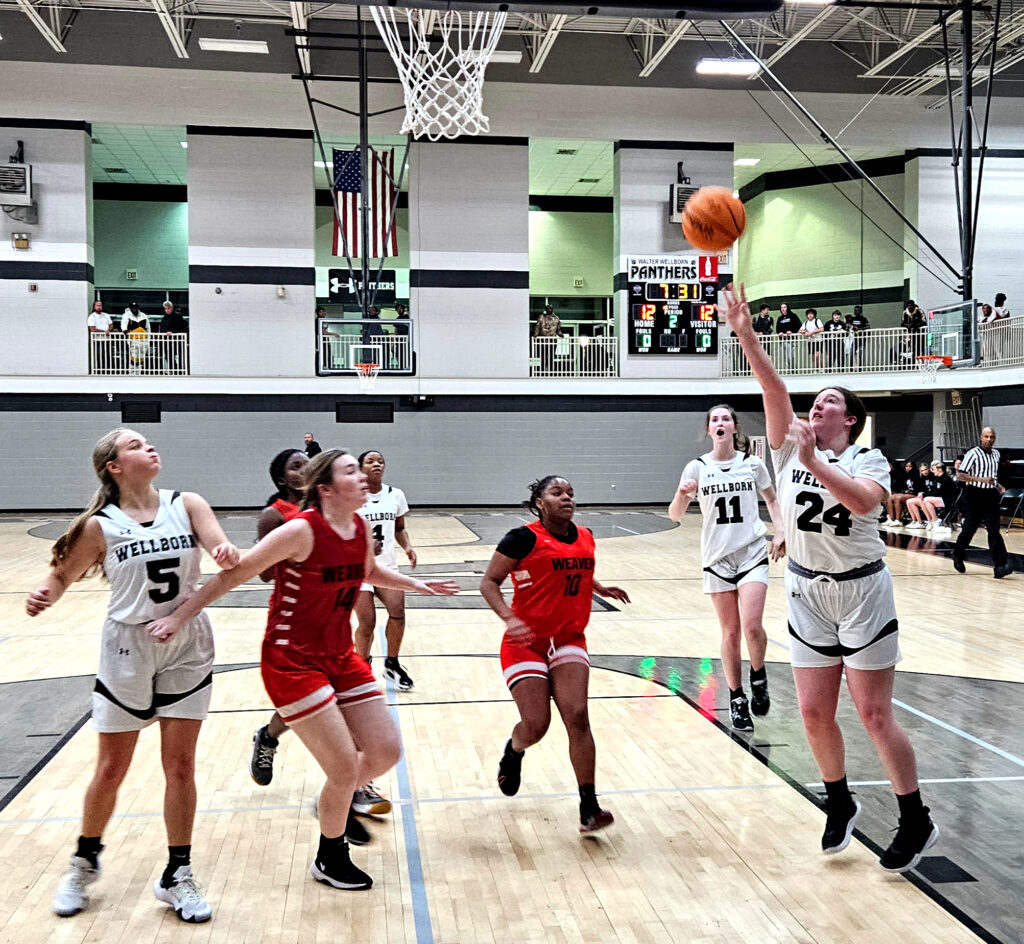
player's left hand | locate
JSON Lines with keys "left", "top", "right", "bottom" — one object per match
{"left": 416, "top": 579, "right": 459, "bottom": 596}
{"left": 406, "top": 548, "right": 418, "bottom": 569}
{"left": 598, "top": 585, "right": 631, "bottom": 604}
{"left": 770, "top": 533, "right": 787, "bottom": 561}
{"left": 148, "top": 614, "right": 183, "bottom": 643}
{"left": 212, "top": 542, "right": 240, "bottom": 569}
{"left": 788, "top": 416, "right": 817, "bottom": 465}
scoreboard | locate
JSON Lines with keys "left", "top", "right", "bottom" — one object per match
{"left": 626, "top": 255, "right": 719, "bottom": 356}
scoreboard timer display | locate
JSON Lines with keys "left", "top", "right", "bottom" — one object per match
{"left": 626, "top": 255, "right": 720, "bottom": 356}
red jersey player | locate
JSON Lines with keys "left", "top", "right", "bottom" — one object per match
{"left": 480, "top": 475, "right": 630, "bottom": 834}
{"left": 148, "top": 450, "right": 458, "bottom": 890}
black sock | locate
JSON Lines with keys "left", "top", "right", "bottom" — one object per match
{"left": 160, "top": 845, "right": 191, "bottom": 888}
{"left": 896, "top": 789, "right": 926, "bottom": 820}
{"left": 385, "top": 656, "right": 399, "bottom": 667}
{"left": 317, "top": 833, "right": 347, "bottom": 864}
{"left": 260, "top": 726, "right": 279, "bottom": 748}
{"left": 729, "top": 687, "right": 746, "bottom": 701}
{"left": 750, "top": 666, "right": 767, "bottom": 685}
{"left": 579, "top": 783, "right": 598, "bottom": 815}
{"left": 75, "top": 836, "right": 103, "bottom": 867}
{"left": 823, "top": 776, "right": 855, "bottom": 811}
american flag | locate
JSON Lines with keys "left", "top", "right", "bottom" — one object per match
{"left": 332, "top": 147, "right": 398, "bottom": 259}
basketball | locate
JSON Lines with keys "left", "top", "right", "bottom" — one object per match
{"left": 681, "top": 186, "right": 746, "bottom": 252}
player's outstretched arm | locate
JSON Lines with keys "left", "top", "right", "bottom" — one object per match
{"left": 718, "top": 283, "right": 793, "bottom": 449}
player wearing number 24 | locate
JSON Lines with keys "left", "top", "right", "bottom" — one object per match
{"left": 720, "top": 284, "right": 939, "bottom": 874}
{"left": 26, "top": 428, "right": 240, "bottom": 922}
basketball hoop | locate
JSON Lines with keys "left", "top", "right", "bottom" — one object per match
{"left": 369, "top": 7, "right": 507, "bottom": 141}
{"left": 353, "top": 362, "right": 380, "bottom": 392}
{"left": 916, "top": 354, "right": 952, "bottom": 383}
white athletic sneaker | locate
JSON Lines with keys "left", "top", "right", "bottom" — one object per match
{"left": 153, "top": 865, "right": 212, "bottom": 923}
{"left": 52, "top": 856, "right": 100, "bottom": 917}
{"left": 907, "top": 521, "right": 925, "bottom": 529}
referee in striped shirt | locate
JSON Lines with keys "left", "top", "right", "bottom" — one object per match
{"left": 952, "top": 426, "right": 1011, "bottom": 578}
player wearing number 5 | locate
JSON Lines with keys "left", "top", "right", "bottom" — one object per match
{"left": 669, "top": 404, "right": 785, "bottom": 732}
{"left": 720, "top": 283, "right": 938, "bottom": 874}
{"left": 480, "top": 476, "right": 631, "bottom": 834}
{"left": 353, "top": 450, "right": 417, "bottom": 691}
{"left": 26, "top": 428, "right": 240, "bottom": 923}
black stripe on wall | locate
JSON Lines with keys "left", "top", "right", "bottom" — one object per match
{"left": 754, "top": 286, "right": 905, "bottom": 310}
{"left": 0, "top": 393, "right": 935, "bottom": 414}
{"left": 315, "top": 190, "right": 409, "bottom": 208}
{"left": 185, "top": 126, "right": 313, "bottom": 140}
{"left": 0, "top": 261, "right": 94, "bottom": 282}
{"left": 411, "top": 270, "right": 529, "bottom": 289}
{"left": 529, "top": 196, "right": 613, "bottom": 213}
{"left": 94, "top": 183, "right": 187, "bottom": 202}
{"left": 739, "top": 155, "right": 909, "bottom": 203}
{"left": 908, "top": 147, "right": 1024, "bottom": 160}
{"left": 414, "top": 136, "right": 528, "bottom": 147}
{"left": 0, "top": 118, "right": 91, "bottom": 133}
{"left": 189, "top": 265, "right": 315, "bottom": 285}
{"left": 615, "top": 140, "right": 733, "bottom": 152}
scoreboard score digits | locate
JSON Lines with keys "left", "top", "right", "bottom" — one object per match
{"left": 627, "top": 255, "right": 720, "bottom": 356}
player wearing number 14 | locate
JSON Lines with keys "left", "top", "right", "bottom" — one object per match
{"left": 26, "top": 428, "right": 240, "bottom": 923}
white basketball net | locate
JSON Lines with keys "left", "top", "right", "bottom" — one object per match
{"left": 916, "top": 357, "right": 942, "bottom": 384}
{"left": 370, "top": 7, "right": 508, "bottom": 141}
{"left": 354, "top": 361, "right": 381, "bottom": 392}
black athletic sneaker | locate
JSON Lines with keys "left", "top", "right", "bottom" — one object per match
{"left": 994, "top": 564, "right": 1012, "bottom": 579}
{"left": 730, "top": 696, "right": 754, "bottom": 732}
{"left": 310, "top": 840, "right": 373, "bottom": 890}
{"left": 750, "top": 681, "right": 770, "bottom": 717}
{"left": 952, "top": 554, "right": 966, "bottom": 574}
{"left": 822, "top": 799, "right": 861, "bottom": 854}
{"left": 384, "top": 659, "right": 414, "bottom": 692}
{"left": 345, "top": 809, "right": 371, "bottom": 846}
{"left": 497, "top": 738, "right": 523, "bottom": 796}
{"left": 250, "top": 725, "right": 278, "bottom": 786}
{"left": 879, "top": 811, "right": 939, "bottom": 872}
{"left": 579, "top": 807, "right": 615, "bottom": 835}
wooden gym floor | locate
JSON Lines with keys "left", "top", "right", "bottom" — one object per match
{"left": 1, "top": 508, "right": 1022, "bottom": 944}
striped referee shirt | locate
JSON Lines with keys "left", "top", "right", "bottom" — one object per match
{"left": 960, "top": 445, "right": 1000, "bottom": 489}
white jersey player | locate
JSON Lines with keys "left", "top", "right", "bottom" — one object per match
{"left": 669, "top": 404, "right": 785, "bottom": 732}
{"left": 721, "top": 282, "right": 938, "bottom": 874}
{"left": 26, "top": 428, "right": 238, "bottom": 923}
{"left": 353, "top": 451, "right": 418, "bottom": 693}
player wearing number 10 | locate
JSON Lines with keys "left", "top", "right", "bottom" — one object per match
{"left": 480, "top": 476, "right": 631, "bottom": 834}
{"left": 721, "top": 284, "right": 938, "bottom": 874}
{"left": 26, "top": 428, "right": 240, "bottom": 923}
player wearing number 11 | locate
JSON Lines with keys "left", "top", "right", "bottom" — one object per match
{"left": 720, "top": 283, "right": 938, "bottom": 874}
{"left": 26, "top": 428, "right": 241, "bottom": 923}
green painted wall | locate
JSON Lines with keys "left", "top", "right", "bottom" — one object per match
{"left": 93, "top": 200, "right": 188, "bottom": 288}
{"left": 737, "top": 174, "right": 907, "bottom": 326}
{"left": 529, "top": 211, "right": 614, "bottom": 297}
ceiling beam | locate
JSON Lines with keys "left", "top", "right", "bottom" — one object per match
{"left": 151, "top": 0, "right": 189, "bottom": 58}
{"left": 638, "top": 19, "right": 691, "bottom": 77}
{"left": 862, "top": 9, "right": 960, "bottom": 75}
{"left": 16, "top": 0, "right": 67, "bottom": 53}
{"left": 528, "top": 13, "right": 568, "bottom": 73}
{"left": 291, "top": 2, "right": 311, "bottom": 75}
{"left": 748, "top": 6, "right": 834, "bottom": 78}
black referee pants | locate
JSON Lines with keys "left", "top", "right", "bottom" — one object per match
{"left": 953, "top": 487, "right": 1008, "bottom": 568}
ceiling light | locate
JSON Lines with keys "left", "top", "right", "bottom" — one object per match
{"left": 734, "top": 158, "right": 760, "bottom": 166}
{"left": 786, "top": 0, "right": 835, "bottom": 5}
{"left": 924, "top": 65, "right": 962, "bottom": 77}
{"left": 465, "top": 49, "right": 522, "bottom": 64}
{"left": 696, "top": 58, "right": 759, "bottom": 76}
{"left": 197, "top": 37, "right": 269, "bottom": 54}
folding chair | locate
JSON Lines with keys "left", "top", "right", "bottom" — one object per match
{"left": 939, "top": 485, "right": 965, "bottom": 529}
{"left": 1000, "top": 487, "right": 1024, "bottom": 533}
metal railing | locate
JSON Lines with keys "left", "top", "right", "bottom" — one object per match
{"left": 978, "top": 319, "right": 1024, "bottom": 367}
{"left": 720, "top": 327, "right": 948, "bottom": 378}
{"left": 318, "top": 331, "right": 413, "bottom": 374}
{"left": 89, "top": 333, "right": 189, "bottom": 376}
{"left": 530, "top": 336, "right": 619, "bottom": 378}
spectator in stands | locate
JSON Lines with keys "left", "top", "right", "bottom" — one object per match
{"left": 978, "top": 303, "right": 997, "bottom": 361}
{"left": 303, "top": 433, "right": 322, "bottom": 458}
{"left": 534, "top": 304, "right": 563, "bottom": 373}
{"left": 848, "top": 305, "right": 870, "bottom": 370}
{"left": 799, "top": 308, "right": 825, "bottom": 370}
{"left": 160, "top": 301, "right": 188, "bottom": 374}
{"left": 121, "top": 301, "right": 150, "bottom": 375}
{"left": 88, "top": 300, "right": 113, "bottom": 373}
{"left": 161, "top": 301, "right": 187, "bottom": 335}
{"left": 88, "top": 300, "right": 112, "bottom": 335}
{"left": 823, "top": 309, "right": 847, "bottom": 369}
{"left": 753, "top": 304, "right": 773, "bottom": 340}
{"left": 892, "top": 335, "right": 915, "bottom": 368}
{"left": 902, "top": 300, "right": 927, "bottom": 359}
{"left": 775, "top": 302, "right": 800, "bottom": 371}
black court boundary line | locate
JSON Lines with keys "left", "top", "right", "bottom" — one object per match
{"left": 590, "top": 656, "right": 1009, "bottom": 944}
{"left": 0, "top": 711, "right": 91, "bottom": 815}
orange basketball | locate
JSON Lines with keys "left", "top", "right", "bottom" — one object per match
{"left": 681, "top": 186, "right": 746, "bottom": 252}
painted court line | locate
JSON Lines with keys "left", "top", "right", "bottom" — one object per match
{"left": 893, "top": 698, "right": 1024, "bottom": 770}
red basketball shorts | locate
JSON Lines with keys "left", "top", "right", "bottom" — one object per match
{"left": 499, "top": 631, "right": 589, "bottom": 690}
{"left": 261, "top": 643, "right": 382, "bottom": 724}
